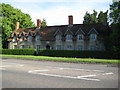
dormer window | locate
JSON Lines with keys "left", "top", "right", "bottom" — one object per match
{"left": 36, "top": 35, "right": 40, "bottom": 41}
{"left": 28, "top": 36, "right": 32, "bottom": 41}
{"left": 77, "top": 34, "right": 84, "bottom": 41}
{"left": 20, "top": 37, "right": 24, "bottom": 42}
{"left": 66, "top": 35, "right": 72, "bottom": 41}
{"left": 90, "top": 34, "right": 97, "bottom": 40}
{"left": 12, "top": 37, "right": 17, "bottom": 42}
{"left": 56, "top": 35, "right": 61, "bottom": 40}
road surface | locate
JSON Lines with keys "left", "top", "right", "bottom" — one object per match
{"left": 1, "top": 58, "right": 118, "bottom": 88}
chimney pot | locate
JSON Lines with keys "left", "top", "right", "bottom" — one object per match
{"left": 15, "top": 22, "right": 19, "bottom": 30}
{"left": 37, "top": 19, "right": 41, "bottom": 28}
{"left": 68, "top": 15, "right": 73, "bottom": 25}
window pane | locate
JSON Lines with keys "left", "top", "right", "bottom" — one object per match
{"left": 77, "top": 34, "right": 83, "bottom": 40}
{"left": 56, "top": 45, "right": 62, "bottom": 50}
{"left": 36, "top": 45, "right": 40, "bottom": 49}
{"left": 90, "top": 34, "right": 96, "bottom": 40}
{"left": 78, "top": 45, "right": 83, "bottom": 50}
{"left": 66, "top": 35, "right": 72, "bottom": 40}
{"left": 56, "top": 35, "right": 61, "bottom": 40}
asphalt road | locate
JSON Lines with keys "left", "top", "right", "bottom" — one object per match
{"left": 1, "top": 58, "right": 118, "bottom": 88}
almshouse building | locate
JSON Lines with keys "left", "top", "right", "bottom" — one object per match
{"left": 8, "top": 15, "right": 109, "bottom": 51}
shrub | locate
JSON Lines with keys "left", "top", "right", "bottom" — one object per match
{"left": 37, "top": 49, "right": 120, "bottom": 59}
{"left": 2, "top": 49, "right": 35, "bottom": 55}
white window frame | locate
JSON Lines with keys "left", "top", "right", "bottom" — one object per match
{"left": 56, "top": 45, "right": 62, "bottom": 50}
{"left": 67, "top": 45, "right": 72, "bottom": 50}
{"left": 28, "top": 36, "right": 32, "bottom": 41}
{"left": 56, "top": 35, "right": 61, "bottom": 41}
{"left": 90, "top": 34, "right": 97, "bottom": 40}
{"left": 36, "top": 45, "right": 41, "bottom": 49}
{"left": 66, "top": 35, "right": 72, "bottom": 41}
{"left": 21, "top": 45, "right": 26, "bottom": 49}
{"left": 20, "top": 37, "right": 24, "bottom": 42}
{"left": 78, "top": 45, "right": 83, "bottom": 50}
{"left": 77, "top": 34, "right": 84, "bottom": 41}
{"left": 36, "top": 35, "right": 40, "bottom": 41}
{"left": 90, "top": 45, "right": 96, "bottom": 50}
{"left": 13, "top": 45, "right": 17, "bottom": 49}
{"left": 12, "top": 37, "right": 17, "bottom": 42}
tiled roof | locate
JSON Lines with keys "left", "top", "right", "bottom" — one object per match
{"left": 9, "top": 23, "right": 110, "bottom": 41}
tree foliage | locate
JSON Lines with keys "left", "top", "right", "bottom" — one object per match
{"left": 109, "top": 1, "right": 120, "bottom": 51}
{"left": 41, "top": 18, "right": 47, "bottom": 28}
{"left": 0, "top": 3, "right": 35, "bottom": 48}
{"left": 83, "top": 10, "right": 108, "bottom": 24}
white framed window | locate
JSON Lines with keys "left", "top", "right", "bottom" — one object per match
{"left": 90, "top": 45, "right": 96, "bottom": 50}
{"left": 56, "top": 35, "right": 61, "bottom": 40}
{"left": 56, "top": 45, "right": 62, "bottom": 50}
{"left": 67, "top": 45, "right": 72, "bottom": 50}
{"left": 20, "top": 37, "right": 24, "bottom": 42}
{"left": 12, "top": 37, "right": 17, "bottom": 42}
{"left": 13, "top": 45, "right": 17, "bottom": 49}
{"left": 66, "top": 35, "right": 72, "bottom": 41}
{"left": 78, "top": 45, "right": 83, "bottom": 50}
{"left": 36, "top": 45, "right": 41, "bottom": 49}
{"left": 90, "top": 34, "right": 97, "bottom": 40}
{"left": 77, "top": 34, "right": 84, "bottom": 41}
{"left": 28, "top": 36, "right": 32, "bottom": 41}
{"left": 21, "top": 45, "right": 26, "bottom": 49}
{"left": 36, "top": 35, "right": 40, "bottom": 41}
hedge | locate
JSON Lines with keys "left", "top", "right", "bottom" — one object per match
{"left": 1, "top": 49, "right": 120, "bottom": 59}
{"left": 37, "top": 49, "right": 120, "bottom": 59}
{"left": 1, "top": 49, "right": 35, "bottom": 55}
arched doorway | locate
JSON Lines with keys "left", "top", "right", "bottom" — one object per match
{"left": 46, "top": 45, "right": 50, "bottom": 49}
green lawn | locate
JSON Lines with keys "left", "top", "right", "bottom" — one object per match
{"left": 1, "top": 54, "right": 119, "bottom": 64}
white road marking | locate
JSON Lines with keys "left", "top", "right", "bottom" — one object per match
{"left": 16, "top": 64, "right": 25, "bottom": 67}
{"left": 77, "top": 74, "right": 97, "bottom": 78}
{"left": 102, "top": 72, "right": 113, "bottom": 75}
{"left": 0, "top": 66, "right": 7, "bottom": 68}
{"left": 0, "top": 68, "right": 6, "bottom": 70}
{"left": 57, "top": 67, "right": 104, "bottom": 72}
{"left": 28, "top": 70, "right": 49, "bottom": 73}
{"left": 28, "top": 71, "right": 100, "bottom": 81}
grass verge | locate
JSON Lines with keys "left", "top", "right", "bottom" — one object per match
{"left": 1, "top": 54, "right": 119, "bottom": 64}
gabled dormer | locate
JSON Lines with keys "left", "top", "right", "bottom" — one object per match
{"left": 54, "top": 28, "right": 62, "bottom": 41}
{"left": 75, "top": 28, "right": 85, "bottom": 35}
{"left": 27, "top": 31, "right": 33, "bottom": 42}
{"left": 27, "top": 31, "right": 33, "bottom": 36}
{"left": 12, "top": 32, "right": 17, "bottom": 37}
{"left": 54, "top": 28, "right": 62, "bottom": 36}
{"left": 88, "top": 28, "right": 98, "bottom": 41}
{"left": 19, "top": 31, "right": 25, "bottom": 37}
{"left": 64, "top": 29, "right": 73, "bottom": 41}
{"left": 64, "top": 29, "right": 73, "bottom": 35}
{"left": 35, "top": 31, "right": 41, "bottom": 41}
{"left": 75, "top": 28, "right": 85, "bottom": 41}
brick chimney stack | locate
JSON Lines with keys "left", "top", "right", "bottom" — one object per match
{"left": 15, "top": 22, "right": 19, "bottom": 30}
{"left": 68, "top": 15, "right": 73, "bottom": 25}
{"left": 37, "top": 19, "right": 41, "bottom": 28}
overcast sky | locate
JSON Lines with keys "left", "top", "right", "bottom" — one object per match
{"left": 1, "top": 0, "right": 112, "bottom": 26}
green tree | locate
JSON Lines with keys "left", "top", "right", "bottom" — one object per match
{"left": 90, "top": 10, "right": 98, "bottom": 23}
{"left": 0, "top": 3, "right": 35, "bottom": 48}
{"left": 109, "top": 1, "right": 120, "bottom": 51}
{"left": 83, "top": 10, "right": 108, "bottom": 24}
{"left": 83, "top": 11, "right": 91, "bottom": 24}
{"left": 41, "top": 18, "right": 47, "bottom": 28}
{"left": 110, "top": 1, "right": 120, "bottom": 24}
{"left": 98, "top": 10, "right": 108, "bottom": 24}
